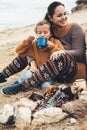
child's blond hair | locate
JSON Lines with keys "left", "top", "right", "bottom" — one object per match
{"left": 34, "top": 20, "right": 51, "bottom": 34}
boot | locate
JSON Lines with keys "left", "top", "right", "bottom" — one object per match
{"left": 1, "top": 83, "right": 27, "bottom": 95}
{"left": 0, "top": 73, "right": 7, "bottom": 83}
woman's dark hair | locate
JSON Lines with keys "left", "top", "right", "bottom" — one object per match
{"left": 44, "top": 1, "right": 64, "bottom": 21}
{"left": 44, "top": 1, "right": 64, "bottom": 36}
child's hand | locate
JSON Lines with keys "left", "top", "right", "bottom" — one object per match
{"left": 30, "top": 60, "right": 38, "bottom": 72}
{"left": 27, "top": 36, "right": 35, "bottom": 42}
{"left": 30, "top": 66, "right": 38, "bottom": 73}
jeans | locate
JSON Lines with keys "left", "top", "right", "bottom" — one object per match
{"left": 13, "top": 70, "right": 54, "bottom": 89}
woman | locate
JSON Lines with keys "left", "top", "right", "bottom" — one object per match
{"left": 44, "top": 1, "right": 86, "bottom": 82}
{"left": 1, "top": 1, "right": 86, "bottom": 95}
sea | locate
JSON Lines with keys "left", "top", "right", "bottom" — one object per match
{"left": 0, "top": 0, "right": 76, "bottom": 31}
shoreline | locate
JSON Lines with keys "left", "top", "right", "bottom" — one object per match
{"left": 0, "top": 24, "right": 35, "bottom": 32}
{"left": 0, "top": 24, "right": 35, "bottom": 45}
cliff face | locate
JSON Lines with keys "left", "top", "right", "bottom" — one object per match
{"left": 71, "top": 0, "right": 87, "bottom": 12}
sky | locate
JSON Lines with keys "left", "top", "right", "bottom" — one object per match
{"left": 0, "top": 0, "right": 76, "bottom": 31}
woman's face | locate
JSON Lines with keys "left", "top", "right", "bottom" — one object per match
{"left": 49, "top": 5, "right": 67, "bottom": 27}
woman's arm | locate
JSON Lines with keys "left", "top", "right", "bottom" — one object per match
{"left": 65, "top": 23, "right": 85, "bottom": 62}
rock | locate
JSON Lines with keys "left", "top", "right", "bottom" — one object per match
{"left": 13, "top": 97, "right": 37, "bottom": 111}
{"left": 0, "top": 104, "right": 15, "bottom": 125}
{"left": 79, "top": 95, "right": 87, "bottom": 101}
{"left": 32, "top": 107, "right": 68, "bottom": 126}
{"left": 70, "top": 118, "right": 78, "bottom": 124}
{"left": 79, "top": 90, "right": 87, "bottom": 101}
{"left": 15, "top": 106, "right": 31, "bottom": 128}
{"left": 62, "top": 100, "right": 87, "bottom": 119}
{"left": 81, "top": 90, "right": 87, "bottom": 95}
{"left": 71, "top": 0, "right": 87, "bottom": 13}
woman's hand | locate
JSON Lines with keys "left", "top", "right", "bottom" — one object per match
{"left": 50, "top": 50, "right": 65, "bottom": 61}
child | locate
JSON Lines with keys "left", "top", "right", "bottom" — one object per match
{"left": 15, "top": 20, "right": 64, "bottom": 68}
{"left": 1, "top": 20, "right": 64, "bottom": 95}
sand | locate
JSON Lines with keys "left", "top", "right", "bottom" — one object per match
{"left": 0, "top": 9, "right": 87, "bottom": 130}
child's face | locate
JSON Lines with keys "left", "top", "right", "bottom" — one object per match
{"left": 36, "top": 24, "right": 51, "bottom": 40}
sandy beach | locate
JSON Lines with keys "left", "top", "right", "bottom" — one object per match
{"left": 0, "top": 9, "right": 87, "bottom": 130}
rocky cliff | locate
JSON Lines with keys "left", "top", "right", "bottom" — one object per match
{"left": 71, "top": 0, "right": 87, "bottom": 12}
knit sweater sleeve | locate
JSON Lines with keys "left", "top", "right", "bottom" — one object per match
{"left": 65, "top": 23, "right": 85, "bottom": 62}
{"left": 48, "top": 38, "right": 64, "bottom": 53}
{"left": 16, "top": 39, "right": 30, "bottom": 54}
{"left": 15, "top": 36, "right": 35, "bottom": 55}
{"left": 15, "top": 39, "right": 36, "bottom": 58}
